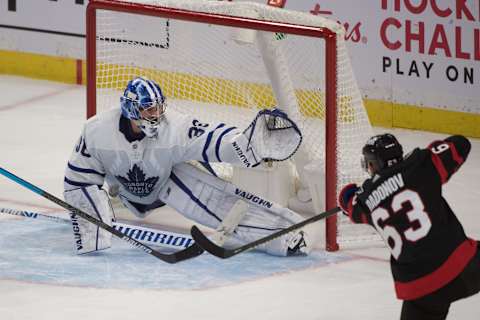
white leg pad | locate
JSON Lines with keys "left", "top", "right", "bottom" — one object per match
{"left": 64, "top": 185, "right": 114, "bottom": 255}
{"left": 159, "top": 163, "right": 312, "bottom": 256}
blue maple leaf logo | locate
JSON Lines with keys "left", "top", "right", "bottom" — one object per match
{"left": 116, "top": 164, "right": 159, "bottom": 198}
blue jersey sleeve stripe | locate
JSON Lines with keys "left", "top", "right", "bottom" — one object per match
{"left": 170, "top": 172, "right": 222, "bottom": 223}
{"left": 215, "top": 126, "right": 237, "bottom": 162}
{"left": 64, "top": 177, "right": 97, "bottom": 188}
{"left": 68, "top": 162, "right": 105, "bottom": 177}
{"left": 202, "top": 123, "right": 225, "bottom": 164}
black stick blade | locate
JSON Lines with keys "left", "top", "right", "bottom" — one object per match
{"left": 168, "top": 243, "right": 204, "bottom": 262}
{"left": 191, "top": 207, "right": 340, "bottom": 259}
{"left": 190, "top": 226, "right": 232, "bottom": 258}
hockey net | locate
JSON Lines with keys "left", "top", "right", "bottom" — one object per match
{"left": 86, "top": 0, "right": 378, "bottom": 250}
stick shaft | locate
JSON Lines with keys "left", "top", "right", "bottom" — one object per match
{"left": 0, "top": 167, "right": 183, "bottom": 263}
{"left": 191, "top": 206, "right": 340, "bottom": 258}
{"left": 0, "top": 207, "right": 194, "bottom": 250}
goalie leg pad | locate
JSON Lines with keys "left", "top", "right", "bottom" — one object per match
{"left": 159, "top": 163, "right": 312, "bottom": 256}
{"left": 232, "top": 205, "right": 312, "bottom": 256}
{"left": 159, "top": 164, "right": 239, "bottom": 229}
{"left": 64, "top": 185, "right": 114, "bottom": 255}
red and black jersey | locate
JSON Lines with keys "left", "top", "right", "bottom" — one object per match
{"left": 346, "top": 135, "right": 477, "bottom": 300}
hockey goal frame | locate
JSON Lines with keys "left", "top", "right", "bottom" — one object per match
{"left": 86, "top": 0, "right": 340, "bottom": 251}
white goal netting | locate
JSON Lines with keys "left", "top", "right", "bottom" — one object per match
{"left": 88, "top": 0, "right": 377, "bottom": 249}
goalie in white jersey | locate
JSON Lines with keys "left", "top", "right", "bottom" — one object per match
{"left": 64, "top": 76, "right": 310, "bottom": 257}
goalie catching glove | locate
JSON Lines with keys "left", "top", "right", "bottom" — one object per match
{"left": 64, "top": 185, "right": 115, "bottom": 254}
{"left": 229, "top": 109, "right": 302, "bottom": 167}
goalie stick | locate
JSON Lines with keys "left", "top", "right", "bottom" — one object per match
{"left": 0, "top": 167, "right": 201, "bottom": 264}
{"left": 191, "top": 206, "right": 340, "bottom": 259}
{"left": 160, "top": 200, "right": 248, "bottom": 260}
{"left": 0, "top": 207, "right": 194, "bottom": 251}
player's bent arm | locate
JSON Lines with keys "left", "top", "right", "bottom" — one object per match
{"left": 181, "top": 109, "right": 301, "bottom": 168}
{"left": 427, "top": 135, "right": 471, "bottom": 184}
{"left": 64, "top": 129, "right": 106, "bottom": 191}
{"left": 62, "top": 129, "right": 112, "bottom": 255}
{"left": 349, "top": 204, "right": 371, "bottom": 225}
{"left": 444, "top": 135, "right": 471, "bottom": 162}
{"left": 64, "top": 161, "right": 105, "bottom": 190}
{"left": 185, "top": 122, "right": 261, "bottom": 168}
{"left": 338, "top": 184, "right": 370, "bottom": 224}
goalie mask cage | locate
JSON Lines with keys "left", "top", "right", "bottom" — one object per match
{"left": 86, "top": 0, "right": 376, "bottom": 251}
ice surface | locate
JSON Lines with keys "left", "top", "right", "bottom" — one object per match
{"left": 0, "top": 76, "right": 478, "bottom": 320}
{"left": 0, "top": 217, "right": 351, "bottom": 290}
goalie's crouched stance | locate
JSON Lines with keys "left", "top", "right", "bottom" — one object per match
{"left": 64, "top": 163, "right": 311, "bottom": 257}
{"left": 64, "top": 186, "right": 115, "bottom": 254}
{"left": 62, "top": 77, "right": 309, "bottom": 257}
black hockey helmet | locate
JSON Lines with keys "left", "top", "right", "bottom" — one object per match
{"left": 361, "top": 133, "right": 403, "bottom": 175}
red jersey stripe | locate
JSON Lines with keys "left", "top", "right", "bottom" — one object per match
{"left": 430, "top": 152, "right": 448, "bottom": 184}
{"left": 448, "top": 141, "right": 464, "bottom": 166}
{"left": 394, "top": 239, "right": 477, "bottom": 300}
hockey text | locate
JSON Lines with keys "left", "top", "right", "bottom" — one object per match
{"left": 114, "top": 224, "right": 193, "bottom": 248}
{"left": 235, "top": 188, "right": 272, "bottom": 208}
{"left": 70, "top": 214, "right": 84, "bottom": 251}
{"left": 232, "top": 141, "right": 252, "bottom": 167}
{"left": 365, "top": 173, "right": 405, "bottom": 211}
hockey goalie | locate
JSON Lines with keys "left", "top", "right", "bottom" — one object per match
{"left": 64, "top": 76, "right": 310, "bottom": 257}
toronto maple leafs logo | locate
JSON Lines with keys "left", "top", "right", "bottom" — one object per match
{"left": 116, "top": 164, "right": 159, "bottom": 198}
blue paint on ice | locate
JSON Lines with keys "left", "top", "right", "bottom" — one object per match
{"left": 0, "top": 219, "right": 351, "bottom": 289}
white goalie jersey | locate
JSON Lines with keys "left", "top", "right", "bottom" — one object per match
{"left": 64, "top": 106, "right": 308, "bottom": 256}
{"left": 64, "top": 108, "right": 250, "bottom": 205}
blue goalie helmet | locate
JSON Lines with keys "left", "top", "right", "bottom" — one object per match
{"left": 120, "top": 77, "right": 166, "bottom": 138}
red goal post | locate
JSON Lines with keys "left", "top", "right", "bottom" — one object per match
{"left": 85, "top": 0, "right": 374, "bottom": 251}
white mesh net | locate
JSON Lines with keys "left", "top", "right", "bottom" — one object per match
{"left": 89, "top": 0, "right": 378, "bottom": 247}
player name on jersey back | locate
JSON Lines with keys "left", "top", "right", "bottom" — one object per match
{"left": 365, "top": 173, "right": 405, "bottom": 211}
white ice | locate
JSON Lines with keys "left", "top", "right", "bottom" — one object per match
{"left": 0, "top": 76, "right": 479, "bottom": 320}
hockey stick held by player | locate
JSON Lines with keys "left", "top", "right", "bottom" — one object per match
{"left": 338, "top": 133, "right": 480, "bottom": 320}
{"left": 64, "top": 76, "right": 309, "bottom": 258}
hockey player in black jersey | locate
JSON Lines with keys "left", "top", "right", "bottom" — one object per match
{"left": 338, "top": 133, "right": 480, "bottom": 320}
